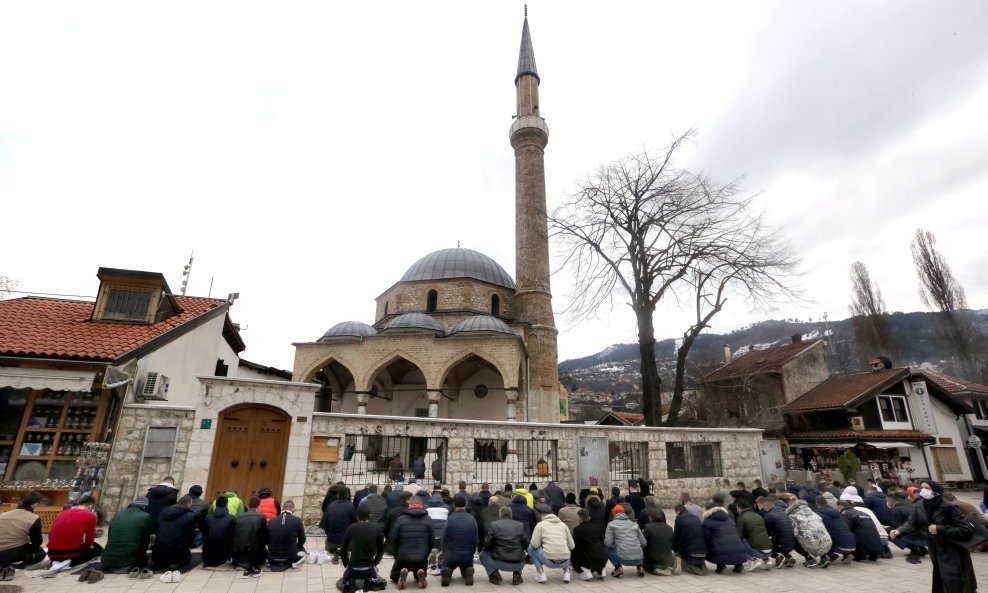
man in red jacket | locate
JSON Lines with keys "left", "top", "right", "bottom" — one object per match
{"left": 47, "top": 496, "right": 101, "bottom": 569}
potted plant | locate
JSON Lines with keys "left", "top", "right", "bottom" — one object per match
{"left": 837, "top": 450, "right": 860, "bottom": 483}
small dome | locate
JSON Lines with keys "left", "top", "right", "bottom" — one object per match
{"left": 400, "top": 248, "right": 515, "bottom": 289}
{"left": 450, "top": 315, "right": 514, "bottom": 335}
{"left": 381, "top": 313, "right": 445, "bottom": 334}
{"left": 319, "top": 321, "right": 377, "bottom": 341}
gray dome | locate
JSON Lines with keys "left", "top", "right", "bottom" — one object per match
{"left": 400, "top": 248, "right": 515, "bottom": 289}
{"left": 450, "top": 315, "right": 514, "bottom": 335}
{"left": 319, "top": 321, "right": 377, "bottom": 341}
{"left": 382, "top": 313, "right": 445, "bottom": 334}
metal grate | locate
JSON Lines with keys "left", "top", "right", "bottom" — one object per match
{"left": 666, "top": 441, "right": 722, "bottom": 479}
{"left": 340, "top": 435, "right": 448, "bottom": 487}
{"left": 472, "top": 439, "right": 557, "bottom": 487}
{"left": 609, "top": 441, "right": 649, "bottom": 484}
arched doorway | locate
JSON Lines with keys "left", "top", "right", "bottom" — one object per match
{"left": 207, "top": 404, "right": 291, "bottom": 502}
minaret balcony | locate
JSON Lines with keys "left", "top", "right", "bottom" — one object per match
{"left": 509, "top": 116, "right": 549, "bottom": 147}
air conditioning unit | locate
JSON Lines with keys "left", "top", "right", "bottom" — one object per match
{"left": 138, "top": 372, "right": 170, "bottom": 401}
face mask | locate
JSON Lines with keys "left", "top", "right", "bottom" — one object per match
{"left": 919, "top": 488, "right": 934, "bottom": 500}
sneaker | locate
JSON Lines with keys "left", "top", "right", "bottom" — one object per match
{"left": 592, "top": 570, "right": 604, "bottom": 580}
{"left": 488, "top": 570, "right": 502, "bottom": 585}
{"left": 743, "top": 559, "right": 760, "bottom": 572}
{"left": 78, "top": 569, "right": 94, "bottom": 582}
{"left": 579, "top": 568, "right": 592, "bottom": 581}
{"left": 818, "top": 556, "right": 831, "bottom": 569}
{"left": 805, "top": 559, "right": 819, "bottom": 569}
{"left": 773, "top": 553, "right": 784, "bottom": 568}
{"left": 87, "top": 570, "right": 104, "bottom": 584}
{"left": 253, "top": 568, "right": 263, "bottom": 578}
{"left": 128, "top": 567, "right": 142, "bottom": 580}
{"left": 906, "top": 554, "right": 922, "bottom": 565}
{"left": 441, "top": 567, "right": 452, "bottom": 587}
{"left": 535, "top": 570, "right": 547, "bottom": 584}
{"left": 51, "top": 559, "right": 71, "bottom": 572}
{"left": 562, "top": 567, "right": 571, "bottom": 583}
{"left": 463, "top": 566, "right": 474, "bottom": 586}
{"left": 611, "top": 566, "right": 623, "bottom": 578}
{"left": 785, "top": 557, "right": 796, "bottom": 568}
{"left": 416, "top": 568, "right": 427, "bottom": 589}
{"left": 242, "top": 569, "right": 253, "bottom": 579}
{"left": 427, "top": 567, "right": 441, "bottom": 576}
{"left": 139, "top": 569, "right": 154, "bottom": 580}
{"left": 159, "top": 571, "right": 174, "bottom": 583}
{"left": 511, "top": 571, "right": 523, "bottom": 586}
{"left": 398, "top": 568, "right": 409, "bottom": 590}
{"left": 171, "top": 571, "right": 183, "bottom": 583}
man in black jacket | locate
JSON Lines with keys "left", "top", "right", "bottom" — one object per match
{"left": 477, "top": 496, "right": 502, "bottom": 553}
{"left": 758, "top": 496, "right": 796, "bottom": 568}
{"left": 151, "top": 495, "right": 198, "bottom": 580}
{"left": 672, "top": 504, "right": 708, "bottom": 575}
{"left": 232, "top": 497, "right": 267, "bottom": 578}
{"left": 384, "top": 491, "right": 412, "bottom": 555}
{"left": 268, "top": 501, "right": 307, "bottom": 572}
{"left": 341, "top": 506, "right": 385, "bottom": 593}
{"left": 480, "top": 507, "right": 529, "bottom": 585}
{"left": 571, "top": 508, "right": 607, "bottom": 580}
{"left": 388, "top": 498, "right": 434, "bottom": 588}
{"left": 441, "top": 497, "right": 478, "bottom": 586}
{"left": 544, "top": 481, "right": 566, "bottom": 515}
{"left": 146, "top": 477, "right": 179, "bottom": 534}
{"left": 507, "top": 495, "right": 536, "bottom": 534}
{"left": 751, "top": 480, "right": 769, "bottom": 501}
{"left": 887, "top": 492, "right": 927, "bottom": 563}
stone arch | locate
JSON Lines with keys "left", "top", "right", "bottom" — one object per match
{"left": 359, "top": 351, "right": 431, "bottom": 392}
{"left": 438, "top": 351, "right": 509, "bottom": 421}
{"left": 436, "top": 349, "right": 512, "bottom": 389}
{"left": 298, "top": 353, "right": 359, "bottom": 386}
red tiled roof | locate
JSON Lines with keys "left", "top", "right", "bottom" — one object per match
{"left": 782, "top": 368, "right": 908, "bottom": 412}
{"left": 789, "top": 430, "right": 934, "bottom": 443}
{"left": 703, "top": 339, "right": 821, "bottom": 382}
{"left": 0, "top": 296, "right": 228, "bottom": 362}
{"left": 912, "top": 368, "right": 988, "bottom": 396}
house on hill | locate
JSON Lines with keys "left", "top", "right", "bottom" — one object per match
{"left": 699, "top": 335, "right": 829, "bottom": 435}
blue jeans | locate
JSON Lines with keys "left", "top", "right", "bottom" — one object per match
{"left": 528, "top": 546, "right": 571, "bottom": 572}
{"left": 742, "top": 539, "right": 770, "bottom": 560}
{"left": 479, "top": 551, "right": 524, "bottom": 576}
{"left": 606, "top": 549, "right": 643, "bottom": 568}
{"left": 342, "top": 566, "right": 379, "bottom": 585}
{"left": 889, "top": 536, "right": 926, "bottom": 551}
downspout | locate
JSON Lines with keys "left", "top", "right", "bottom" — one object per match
{"left": 525, "top": 348, "right": 531, "bottom": 423}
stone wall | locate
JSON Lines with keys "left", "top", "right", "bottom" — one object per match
{"left": 302, "top": 413, "right": 762, "bottom": 521}
{"left": 101, "top": 404, "right": 196, "bottom": 517}
{"left": 374, "top": 279, "right": 515, "bottom": 324}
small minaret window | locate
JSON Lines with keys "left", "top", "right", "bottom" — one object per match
{"left": 491, "top": 295, "right": 500, "bottom": 317}
{"left": 426, "top": 290, "right": 438, "bottom": 312}
{"left": 384, "top": 302, "right": 389, "bottom": 316}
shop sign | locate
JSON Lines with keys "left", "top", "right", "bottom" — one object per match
{"left": 910, "top": 381, "right": 938, "bottom": 434}
{"left": 851, "top": 416, "right": 865, "bottom": 431}
{"left": 968, "top": 435, "right": 982, "bottom": 449}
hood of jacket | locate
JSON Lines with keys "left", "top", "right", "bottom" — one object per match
{"left": 816, "top": 504, "right": 840, "bottom": 519}
{"left": 540, "top": 513, "right": 561, "bottom": 524}
{"left": 212, "top": 506, "right": 230, "bottom": 519}
{"left": 772, "top": 500, "right": 788, "bottom": 512}
{"left": 147, "top": 484, "right": 176, "bottom": 499}
{"left": 702, "top": 506, "right": 731, "bottom": 521}
{"left": 404, "top": 506, "right": 429, "bottom": 518}
{"left": 512, "top": 494, "right": 528, "bottom": 505}
{"left": 160, "top": 504, "right": 192, "bottom": 522}
{"left": 427, "top": 495, "right": 446, "bottom": 508}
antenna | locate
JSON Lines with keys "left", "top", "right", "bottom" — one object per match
{"left": 180, "top": 250, "right": 194, "bottom": 296}
{"left": 524, "top": 4, "right": 528, "bottom": 17}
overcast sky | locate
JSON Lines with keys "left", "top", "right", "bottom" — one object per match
{"left": 2, "top": 1, "right": 987, "bottom": 371}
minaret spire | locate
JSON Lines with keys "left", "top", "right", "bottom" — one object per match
{"left": 516, "top": 10, "right": 539, "bottom": 83}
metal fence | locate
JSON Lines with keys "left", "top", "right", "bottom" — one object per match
{"left": 473, "top": 439, "right": 558, "bottom": 487}
{"left": 608, "top": 441, "right": 649, "bottom": 484}
{"left": 666, "top": 441, "right": 722, "bottom": 479}
{"left": 340, "top": 435, "right": 448, "bottom": 486}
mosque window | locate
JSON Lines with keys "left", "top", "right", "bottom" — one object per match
{"left": 491, "top": 295, "right": 500, "bottom": 317}
{"left": 384, "top": 302, "right": 389, "bottom": 316}
{"left": 474, "top": 384, "right": 489, "bottom": 399}
{"left": 426, "top": 290, "right": 438, "bottom": 312}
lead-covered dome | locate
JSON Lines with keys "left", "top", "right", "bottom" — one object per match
{"left": 381, "top": 313, "right": 445, "bottom": 334}
{"left": 400, "top": 248, "right": 515, "bottom": 289}
{"left": 319, "top": 321, "right": 377, "bottom": 341}
{"left": 450, "top": 315, "right": 514, "bottom": 335}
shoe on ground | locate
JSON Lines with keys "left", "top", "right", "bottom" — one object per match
{"left": 818, "top": 556, "right": 832, "bottom": 569}
{"left": 592, "top": 570, "right": 604, "bottom": 580}
{"left": 87, "top": 570, "right": 104, "bottom": 584}
{"left": 562, "top": 567, "right": 571, "bottom": 583}
{"left": 78, "top": 569, "right": 93, "bottom": 582}
{"left": 243, "top": 569, "right": 253, "bottom": 579}
{"left": 128, "top": 567, "right": 141, "bottom": 579}
{"left": 785, "top": 557, "right": 796, "bottom": 568}
{"left": 441, "top": 567, "right": 452, "bottom": 587}
{"left": 139, "top": 568, "right": 153, "bottom": 580}
{"left": 535, "top": 570, "right": 547, "bottom": 584}
{"left": 805, "top": 559, "right": 819, "bottom": 569}
{"left": 762, "top": 558, "right": 773, "bottom": 571}
{"left": 159, "top": 571, "right": 173, "bottom": 583}
{"left": 773, "top": 553, "right": 784, "bottom": 568}
{"left": 579, "top": 568, "right": 592, "bottom": 581}
{"left": 463, "top": 566, "right": 474, "bottom": 586}
{"left": 732, "top": 564, "right": 744, "bottom": 573}
{"left": 636, "top": 565, "right": 645, "bottom": 577}
{"left": 416, "top": 568, "right": 427, "bottom": 589}
{"left": 841, "top": 553, "right": 854, "bottom": 565}
{"left": 427, "top": 567, "right": 441, "bottom": 576}
{"left": 906, "top": 555, "right": 922, "bottom": 564}
{"left": 398, "top": 568, "right": 409, "bottom": 590}
{"left": 488, "top": 570, "right": 502, "bottom": 585}
{"left": 511, "top": 571, "right": 523, "bottom": 585}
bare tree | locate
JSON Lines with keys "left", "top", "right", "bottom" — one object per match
{"left": 550, "top": 131, "right": 797, "bottom": 425}
{"left": 910, "top": 228, "right": 983, "bottom": 379}
{"left": 0, "top": 275, "right": 19, "bottom": 300}
{"left": 848, "top": 261, "right": 894, "bottom": 369}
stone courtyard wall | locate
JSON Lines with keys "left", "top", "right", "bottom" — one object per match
{"left": 303, "top": 413, "right": 762, "bottom": 522}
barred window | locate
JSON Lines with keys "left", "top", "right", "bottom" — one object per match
{"left": 666, "top": 442, "right": 722, "bottom": 478}
{"left": 473, "top": 439, "right": 556, "bottom": 486}
{"left": 609, "top": 441, "right": 649, "bottom": 483}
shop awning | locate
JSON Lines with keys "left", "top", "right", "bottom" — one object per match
{"left": 0, "top": 368, "right": 98, "bottom": 391}
{"left": 790, "top": 443, "right": 851, "bottom": 448}
{"left": 864, "top": 442, "right": 914, "bottom": 449}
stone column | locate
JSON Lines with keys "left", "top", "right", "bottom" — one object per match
{"left": 356, "top": 393, "right": 369, "bottom": 415}
{"left": 428, "top": 392, "right": 440, "bottom": 419}
{"left": 506, "top": 393, "right": 518, "bottom": 422}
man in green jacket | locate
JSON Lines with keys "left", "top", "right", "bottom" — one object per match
{"left": 735, "top": 500, "right": 773, "bottom": 571}
{"left": 102, "top": 496, "right": 152, "bottom": 572}
{"left": 210, "top": 491, "right": 244, "bottom": 515}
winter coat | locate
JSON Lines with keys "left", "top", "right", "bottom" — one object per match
{"left": 514, "top": 488, "right": 534, "bottom": 508}
{"left": 842, "top": 507, "right": 883, "bottom": 554}
{"left": 189, "top": 496, "right": 208, "bottom": 523}
{"left": 534, "top": 499, "right": 553, "bottom": 518}
{"left": 154, "top": 504, "right": 197, "bottom": 551}
{"left": 101, "top": 505, "right": 152, "bottom": 569}
{"left": 477, "top": 504, "right": 501, "bottom": 549}
{"left": 572, "top": 522, "right": 607, "bottom": 572}
{"left": 673, "top": 511, "right": 706, "bottom": 557}
{"left": 864, "top": 491, "right": 894, "bottom": 524}
{"left": 604, "top": 512, "right": 645, "bottom": 561}
{"left": 202, "top": 507, "right": 236, "bottom": 566}
{"left": 558, "top": 504, "right": 581, "bottom": 532}
{"left": 642, "top": 521, "right": 675, "bottom": 571}
{"left": 411, "top": 458, "right": 426, "bottom": 479}
{"left": 426, "top": 496, "right": 450, "bottom": 547}
{"left": 441, "top": 510, "right": 478, "bottom": 566}
{"left": 359, "top": 493, "right": 389, "bottom": 525}
{"left": 341, "top": 521, "right": 384, "bottom": 568}
{"left": 232, "top": 509, "right": 267, "bottom": 554}
{"left": 896, "top": 498, "right": 977, "bottom": 593}
{"left": 267, "top": 511, "right": 306, "bottom": 561}
{"left": 382, "top": 503, "right": 408, "bottom": 553}
{"left": 853, "top": 505, "right": 888, "bottom": 541}
{"left": 258, "top": 498, "right": 279, "bottom": 521}
{"left": 736, "top": 508, "right": 772, "bottom": 551}
{"left": 626, "top": 492, "right": 646, "bottom": 517}
{"left": 322, "top": 499, "right": 357, "bottom": 546}
{"left": 702, "top": 507, "right": 747, "bottom": 566}
{"left": 890, "top": 503, "right": 927, "bottom": 544}
{"left": 386, "top": 486, "right": 403, "bottom": 509}
{"left": 210, "top": 492, "right": 244, "bottom": 516}
{"left": 389, "top": 506, "right": 435, "bottom": 563}
{"left": 587, "top": 498, "right": 607, "bottom": 538}
{"left": 508, "top": 495, "right": 537, "bottom": 533}
{"left": 146, "top": 484, "right": 178, "bottom": 532}
{"left": 816, "top": 504, "right": 856, "bottom": 551}
{"left": 531, "top": 514, "right": 574, "bottom": 561}
{"left": 762, "top": 500, "right": 795, "bottom": 554}
{"left": 544, "top": 483, "right": 566, "bottom": 513}
{"left": 786, "top": 500, "right": 832, "bottom": 556}
{"left": 483, "top": 517, "right": 529, "bottom": 563}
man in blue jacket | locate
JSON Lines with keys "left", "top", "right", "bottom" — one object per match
{"left": 440, "top": 497, "right": 478, "bottom": 586}
{"left": 672, "top": 504, "right": 707, "bottom": 575}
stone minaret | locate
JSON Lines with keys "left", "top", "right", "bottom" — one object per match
{"left": 510, "top": 13, "right": 559, "bottom": 423}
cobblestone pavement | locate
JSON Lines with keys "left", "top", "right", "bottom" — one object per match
{"left": 9, "top": 492, "right": 988, "bottom": 593}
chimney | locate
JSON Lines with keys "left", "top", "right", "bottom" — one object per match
{"left": 723, "top": 344, "right": 731, "bottom": 363}
{"left": 791, "top": 333, "right": 802, "bottom": 344}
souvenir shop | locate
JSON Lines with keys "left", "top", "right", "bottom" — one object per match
{"left": 787, "top": 441, "right": 916, "bottom": 485}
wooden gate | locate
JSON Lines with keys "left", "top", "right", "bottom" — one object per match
{"left": 207, "top": 404, "right": 290, "bottom": 502}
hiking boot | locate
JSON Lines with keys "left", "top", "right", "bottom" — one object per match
{"left": 440, "top": 567, "right": 452, "bottom": 587}
{"left": 416, "top": 569, "right": 427, "bottom": 589}
{"left": 488, "top": 570, "right": 502, "bottom": 585}
{"left": 463, "top": 566, "right": 473, "bottom": 586}
{"left": 398, "top": 568, "right": 409, "bottom": 590}
{"left": 511, "top": 571, "right": 523, "bottom": 585}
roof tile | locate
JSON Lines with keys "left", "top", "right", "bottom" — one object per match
{"left": 703, "top": 340, "right": 821, "bottom": 382}
{"left": 782, "top": 368, "right": 908, "bottom": 412}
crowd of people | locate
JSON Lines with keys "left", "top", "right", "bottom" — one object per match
{"left": 0, "top": 474, "right": 981, "bottom": 593}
